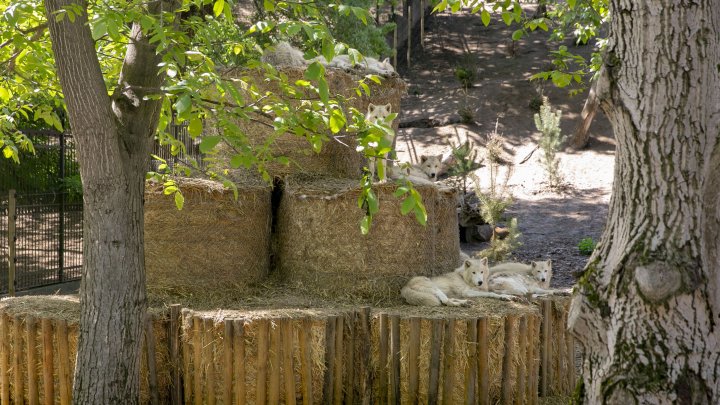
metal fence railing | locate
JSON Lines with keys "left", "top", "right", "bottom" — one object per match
{"left": 0, "top": 190, "right": 82, "bottom": 295}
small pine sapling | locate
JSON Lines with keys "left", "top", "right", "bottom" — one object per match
{"left": 534, "top": 97, "right": 566, "bottom": 188}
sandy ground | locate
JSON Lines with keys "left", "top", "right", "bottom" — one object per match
{"left": 396, "top": 7, "right": 615, "bottom": 288}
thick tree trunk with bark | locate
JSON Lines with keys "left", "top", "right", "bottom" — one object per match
{"left": 569, "top": 1, "right": 720, "bottom": 403}
{"left": 45, "top": 0, "right": 168, "bottom": 402}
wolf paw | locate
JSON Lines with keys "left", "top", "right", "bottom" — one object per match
{"left": 447, "top": 298, "right": 471, "bottom": 307}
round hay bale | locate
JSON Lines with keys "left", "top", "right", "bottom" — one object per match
{"left": 207, "top": 68, "right": 406, "bottom": 178}
{"left": 275, "top": 175, "right": 460, "bottom": 303}
{"left": 144, "top": 178, "right": 272, "bottom": 297}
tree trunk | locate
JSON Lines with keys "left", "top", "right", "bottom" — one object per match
{"left": 568, "top": 1, "right": 720, "bottom": 403}
{"left": 569, "top": 80, "right": 599, "bottom": 150}
{"left": 45, "top": 1, "right": 167, "bottom": 402}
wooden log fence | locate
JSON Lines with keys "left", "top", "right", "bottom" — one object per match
{"left": 0, "top": 298, "right": 577, "bottom": 404}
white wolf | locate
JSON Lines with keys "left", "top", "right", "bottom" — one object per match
{"left": 401, "top": 258, "right": 516, "bottom": 306}
{"left": 387, "top": 154, "right": 445, "bottom": 185}
{"left": 488, "top": 260, "right": 567, "bottom": 297}
{"left": 365, "top": 103, "right": 395, "bottom": 182}
{"left": 418, "top": 154, "right": 444, "bottom": 181}
{"left": 317, "top": 54, "right": 396, "bottom": 76}
{"left": 260, "top": 41, "right": 308, "bottom": 67}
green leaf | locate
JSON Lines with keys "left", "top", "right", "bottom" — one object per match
{"left": 322, "top": 39, "right": 334, "bottom": 63}
{"left": 263, "top": 0, "right": 275, "bottom": 12}
{"left": 174, "top": 192, "right": 185, "bottom": 210}
{"left": 351, "top": 7, "right": 368, "bottom": 24}
{"left": 305, "top": 61, "right": 324, "bottom": 81}
{"left": 512, "top": 29, "right": 523, "bottom": 41}
{"left": 360, "top": 215, "right": 371, "bottom": 235}
{"left": 213, "top": 0, "right": 225, "bottom": 17}
{"left": 501, "top": 12, "right": 513, "bottom": 26}
{"left": 366, "top": 190, "right": 379, "bottom": 214}
{"left": 318, "top": 77, "right": 329, "bottom": 104}
{"left": 188, "top": 118, "right": 202, "bottom": 137}
{"left": 329, "top": 109, "right": 346, "bottom": 133}
{"left": 414, "top": 205, "right": 428, "bottom": 225}
{"left": 91, "top": 20, "right": 107, "bottom": 40}
{"left": 199, "top": 136, "right": 221, "bottom": 153}
{"left": 568, "top": 0, "right": 576, "bottom": 9}
{"left": 400, "top": 196, "right": 415, "bottom": 215}
{"left": 393, "top": 186, "right": 409, "bottom": 197}
{"left": 174, "top": 94, "right": 192, "bottom": 115}
{"left": 0, "top": 87, "right": 10, "bottom": 103}
{"left": 481, "top": 10, "right": 491, "bottom": 26}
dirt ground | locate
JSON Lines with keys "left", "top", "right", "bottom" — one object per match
{"left": 395, "top": 7, "right": 615, "bottom": 288}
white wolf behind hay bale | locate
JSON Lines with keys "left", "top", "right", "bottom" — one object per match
{"left": 207, "top": 68, "right": 406, "bottom": 179}
{"left": 275, "top": 175, "right": 460, "bottom": 303}
{"left": 144, "top": 178, "right": 271, "bottom": 296}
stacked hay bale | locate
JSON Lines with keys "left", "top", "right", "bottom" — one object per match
{"left": 0, "top": 296, "right": 171, "bottom": 404}
{"left": 144, "top": 177, "right": 271, "bottom": 297}
{"left": 207, "top": 68, "right": 406, "bottom": 178}
{"left": 276, "top": 175, "right": 460, "bottom": 302}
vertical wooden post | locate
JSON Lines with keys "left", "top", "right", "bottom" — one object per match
{"left": 567, "top": 327, "right": 576, "bottom": 396}
{"left": 13, "top": 316, "right": 24, "bottom": 404}
{"left": 441, "top": 318, "right": 456, "bottom": 405}
{"left": 146, "top": 314, "right": 160, "bottom": 405}
{"left": 501, "top": 316, "right": 516, "bottom": 405}
{"left": 525, "top": 317, "right": 536, "bottom": 404}
{"left": 41, "top": 319, "right": 54, "bottom": 405}
{"left": 420, "top": 0, "right": 425, "bottom": 49}
{"left": 344, "top": 313, "right": 355, "bottom": 405}
{"left": 541, "top": 300, "right": 552, "bottom": 397}
{"left": 298, "top": 318, "right": 313, "bottom": 405}
{"left": 378, "top": 313, "right": 389, "bottom": 404}
{"left": 233, "top": 319, "right": 246, "bottom": 405}
{"left": 533, "top": 316, "right": 541, "bottom": 405}
{"left": 223, "top": 321, "right": 233, "bottom": 405}
{"left": 427, "top": 319, "right": 443, "bottom": 405}
{"left": 192, "top": 317, "right": 202, "bottom": 405}
{"left": 282, "top": 319, "right": 296, "bottom": 405}
{"left": 182, "top": 313, "right": 192, "bottom": 403}
{"left": 322, "top": 316, "right": 336, "bottom": 405}
{"left": 392, "top": 14, "right": 398, "bottom": 68}
{"left": 204, "top": 318, "right": 216, "bottom": 405}
{"left": 333, "top": 316, "right": 344, "bottom": 405}
{"left": 407, "top": 5, "right": 412, "bottom": 68}
{"left": 516, "top": 316, "right": 528, "bottom": 405}
{"left": 389, "top": 315, "right": 401, "bottom": 405}
{"left": 27, "top": 316, "right": 39, "bottom": 405}
{"left": 407, "top": 317, "right": 421, "bottom": 405}
{"left": 477, "top": 318, "right": 489, "bottom": 405}
{"left": 256, "top": 319, "right": 270, "bottom": 405}
{"left": 556, "top": 309, "right": 565, "bottom": 396}
{"left": 56, "top": 320, "right": 71, "bottom": 405}
{"left": 269, "top": 321, "right": 281, "bottom": 405}
{"left": 0, "top": 314, "right": 8, "bottom": 405}
{"left": 168, "top": 305, "right": 182, "bottom": 405}
{"left": 8, "top": 189, "right": 16, "bottom": 297}
{"left": 464, "top": 319, "right": 477, "bottom": 405}
{"left": 355, "top": 307, "right": 372, "bottom": 404}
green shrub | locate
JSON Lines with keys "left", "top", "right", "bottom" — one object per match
{"left": 578, "top": 237, "right": 596, "bottom": 255}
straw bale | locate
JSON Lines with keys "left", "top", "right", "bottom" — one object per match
{"left": 544, "top": 297, "right": 574, "bottom": 397}
{"left": 276, "top": 176, "right": 460, "bottom": 303}
{"left": 207, "top": 68, "right": 406, "bottom": 178}
{"left": 0, "top": 296, "right": 170, "bottom": 404}
{"left": 144, "top": 178, "right": 272, "bottom": 298}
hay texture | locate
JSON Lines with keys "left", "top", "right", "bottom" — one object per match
{"left": 144, "top": 178, "right": 271, "bottom": 297}
{"left": 0, "top": 296, "right": 170, "bottom": 404}
{"left": 207, "top": 67, "right": 406, "bottom": 178}
{"left": 275, "top": 176, "right": 460, "bottom": 303}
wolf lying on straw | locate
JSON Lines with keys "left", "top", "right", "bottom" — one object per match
{"left": 401, "top": 258, "right": 516, "bottom": 306}
{"left": 488, "top": 260, "right": 570, "bottom": 298}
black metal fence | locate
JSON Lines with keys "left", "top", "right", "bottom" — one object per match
{"left": 0, "top": 191, "right": 83, "bottom": 294}
{"left": 1, "top": 124, "right": 198, "bottom": 294}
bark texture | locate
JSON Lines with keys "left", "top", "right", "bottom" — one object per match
{"left": 568, "top": 1, "right": 720, "bottom": 403}
{"left": 45, "top": 0, "right": 169, "bottom": 402}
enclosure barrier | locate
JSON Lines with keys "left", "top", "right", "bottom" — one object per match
{"left": 0, "top": 297, "right": 576, "bottom": 404}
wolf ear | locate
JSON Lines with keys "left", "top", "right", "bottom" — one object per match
{"left": 531, "top": 262, "right": 537, "bottom": 269}
{"left": 546, "top": 259, "right": 552, "bottom": 267}
{"left": 368, "top": 103, "right": 376, "bottom": 113}
{"left": 420, "top": 155, "right": 428, "bottom": 163}
{"left": 436, "top": 154, "right": 444, "bottom": 160}
{"left": 464, "top": 260, "right": 472, "bottom": 268}
{"left": 479, "top": 257, "right": 488, "bottom": 266}
{"left": 382, "top": 58, "right": 390, "bottom": 64}
{"left": 384, "top": 103, "right": 392, "bottom": 113}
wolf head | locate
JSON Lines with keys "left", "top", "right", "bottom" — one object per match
{"left": 530, "top": 260, "right": 553, "bottom": 288}
{"left": 461, "top": 257, "right": 490, "bottom": 291}
{"left": 419, "top": 154, "right": 443, "bottom": 180}
{"left": 365, "top": 103, "right": 392, "bottom": 124}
